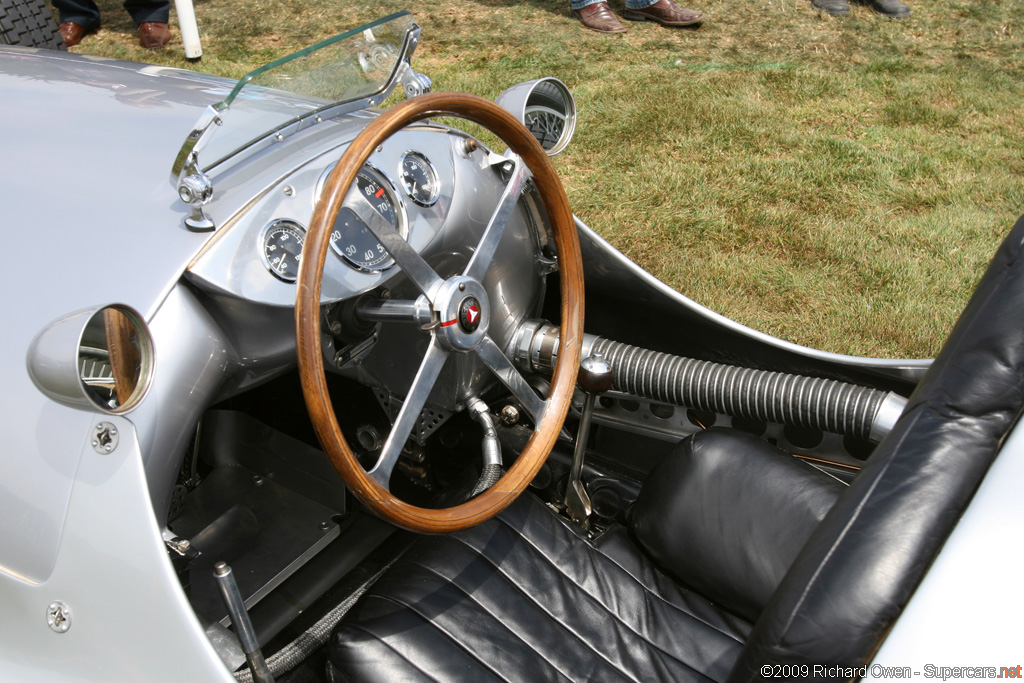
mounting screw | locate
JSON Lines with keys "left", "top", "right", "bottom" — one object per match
{"left": 46, "top": 601, "right": 71, "bottom": 633}
{"left": 283, "top": 185, "right": 294, "bottom": 197}
{"left": 319, "top": 521, "right": 330, "bottom": 532}
{"left": 252, "top": 475, "right": 264, "bottom": 486}
{"left": 92, "top": 422, "right": 118, "bottom": 454}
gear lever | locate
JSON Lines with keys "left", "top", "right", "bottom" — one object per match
{"left": 565, "top": 352, "right": 614, "bottom": 527}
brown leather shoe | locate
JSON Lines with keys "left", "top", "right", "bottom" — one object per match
{"left": 138, "top": 21, "right": 171, "bottom": 49}
{"left": 58, "top": 22, "right": 91, "bottom": 48}
{"left": 572, "top": 2, "right": 628, "bottom": 33}
{"left": 623, "top": 0, "right": 704, "bottom": 26}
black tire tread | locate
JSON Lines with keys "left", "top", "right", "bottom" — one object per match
{"left": 0, "top": 0, "right": 66, "bottom": 50}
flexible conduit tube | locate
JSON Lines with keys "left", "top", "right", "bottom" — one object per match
{"left": 515, "top": 322, "right": 907, "bottom": 443}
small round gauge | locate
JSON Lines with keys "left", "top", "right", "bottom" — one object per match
{"left": 399, "top": 151, "right": 439, "bottom": 207}
{"left": 260, "top": 219, "right": 306, "bottom": 282}
{"left": 329, "top": 168, "right": 404, "bottom": 272}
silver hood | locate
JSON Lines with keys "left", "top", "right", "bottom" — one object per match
{"left": 0, "top": 47, "right": 227, "bottom": 320}
{"left": 0, "top": 47, "right": 227, "bottom": 581}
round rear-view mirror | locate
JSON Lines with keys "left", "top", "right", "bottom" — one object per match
{"left": 27, "top": 305, "right": 153, "bottom": 414}
{"left": 496, "top": 77, "right": 577, "bottom": 156}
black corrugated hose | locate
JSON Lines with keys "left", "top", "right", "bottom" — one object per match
{"left": 589, "top": 337, "right": 891, "bottom": 442}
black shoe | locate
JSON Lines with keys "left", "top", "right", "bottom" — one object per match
{"left": 811, "top": 0, "right": 849, "bottom": 16}
{"left": 870, "top": 0, "right": 910, "bottom": 18}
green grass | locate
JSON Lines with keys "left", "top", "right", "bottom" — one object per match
{"left": 57, "top": 0, "right": 1024, "bottom": 358}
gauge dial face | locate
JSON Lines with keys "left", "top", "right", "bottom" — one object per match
{"left": 330, "top": 169, "right": 403, "bottom": 271}
{"left": 260, "top": 220, "right": 305, "bottom": 282}
{"left": 400, "top": 151, "right": 439, "bottom": 206}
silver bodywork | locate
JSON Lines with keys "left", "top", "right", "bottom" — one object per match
{"left": 0, "top": 21, "right": 1018, "bottom": 681}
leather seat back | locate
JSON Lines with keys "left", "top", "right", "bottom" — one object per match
{"left": 730, "top": 214, "right": 1024, "bottom": 681}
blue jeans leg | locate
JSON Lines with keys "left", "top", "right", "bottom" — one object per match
{"left": 570, "top": 0, "right": 659, "bottom": 11}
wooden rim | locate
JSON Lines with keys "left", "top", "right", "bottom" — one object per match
{"left": 296, "top": 92, "right": 584, "bottom": 533}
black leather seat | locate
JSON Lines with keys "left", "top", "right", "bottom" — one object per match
{"left": 330, "top": 430, "right": 844, "bottom": 682}
{"left": 331, "top": 214, "right": 1024, "bottom": 682}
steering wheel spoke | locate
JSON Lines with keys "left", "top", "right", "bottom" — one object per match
{"left": 474, "top": 335, "right": 547, "bottom": 423}
{"left": 368, "top": 336, "right": 449, "bottom": 488}
{"left": 349, "top": 191, "right": 444, "bottom": 301}
{"left": 465, "top": 154, "right": 532, "bottom": 283}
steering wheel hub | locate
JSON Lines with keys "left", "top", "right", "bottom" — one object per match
{"left": 434, "top": 276, "right": 489, "bottom": 351}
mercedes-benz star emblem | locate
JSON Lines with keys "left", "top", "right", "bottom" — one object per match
{"left": 458, "top": 297, "right": 482, "bottom": 333}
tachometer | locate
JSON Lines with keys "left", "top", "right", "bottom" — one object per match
{"left": 260, "top": 219, "right": 305, "bottom": 283}
{"left": 328, "top": 168, "right": 405, "bottom": 272}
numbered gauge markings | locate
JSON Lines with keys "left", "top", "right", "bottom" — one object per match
{"left": 329, "top": 167, "right": 406, "bottom": 272}
{"left": 260, "top": 219, "right": 306, "bottom": 282}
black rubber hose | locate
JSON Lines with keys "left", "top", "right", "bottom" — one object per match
{"left": 590, "top": 337, "right": 889, "bottom": 442}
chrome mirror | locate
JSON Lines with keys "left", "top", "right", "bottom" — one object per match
{"left": 27, "top": 305, "right": 153, "bottom": 414}
{"left": 496, "top": 77, "right": 577, "bottom": 156}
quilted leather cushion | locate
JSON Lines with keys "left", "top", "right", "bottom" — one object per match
{"left": 330, "top": 493, "right": 752, "bottom": 682}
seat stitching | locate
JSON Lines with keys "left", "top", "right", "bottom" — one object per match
{"left": 343, "top": 621, "right": 443, "bottom": 683}
{"left": 493, "top": 512, "right": 747, "bottom": 646}
{"left": 442, "top": 536, "right": 652, "bottom": 683}
{"left": 404, "top": 558, "right": 576, "bottom": 682}
{"left": 361, "top": 594, "right": 510, "bottom": 683}
{"left": 449, "top": 531, "right": 710, "bottom": 682}
{"left": 594, "top": 534, "right": 749, "bottom": 644}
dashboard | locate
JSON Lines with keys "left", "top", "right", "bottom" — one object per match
{"left": 186, "top": 123, "right": 529, "bottom": 309}
{"left": 181, "top": 118, "right": 550, "bottom": 405}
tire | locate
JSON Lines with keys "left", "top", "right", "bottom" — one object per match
{"left": 526, "top": 81, "right": 568, "bottom": 113}
{"left": 0, "top": 0, "right": 66, "bottom": 50}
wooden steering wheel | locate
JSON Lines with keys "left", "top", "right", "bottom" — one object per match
{"left": 296, "top": 92, "right": 584, "bottom": 533}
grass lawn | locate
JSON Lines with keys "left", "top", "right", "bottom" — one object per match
{"left": 57, "top": 0, "right": 1024, "bottom": 358}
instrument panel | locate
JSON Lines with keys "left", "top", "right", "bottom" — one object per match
{"left": 188, "top": 125, "right": 512, "bottom": 308}
{"left": 257, "top": 150, "right": 441, "bottom": 282}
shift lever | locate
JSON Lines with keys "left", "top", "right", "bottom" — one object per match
{"left": 565, "top": 352, "right": 614, "bottom": 527}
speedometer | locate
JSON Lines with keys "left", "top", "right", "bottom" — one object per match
{"left": 327, "top": 167, "right": 406, "bottom": 272}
